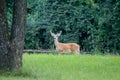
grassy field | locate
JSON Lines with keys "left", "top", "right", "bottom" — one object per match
{"left": 0, "top": 53, "right": 120, "bottom": 80}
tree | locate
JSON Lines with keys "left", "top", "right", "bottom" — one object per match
{"left": 0, "top": 0, "right": 27, "bottom": 70}
{"left": 26, "top": 0, "right": 97, "bottom": 50}
{"left": 94, "top": 0, "right": 120, "bottom": 54}
{"left": 26, "top": 0, "right": 120, "bottom": 54}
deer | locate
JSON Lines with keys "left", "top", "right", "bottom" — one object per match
{"left": 50, "top": 30, "right": 80, "bottom": 55}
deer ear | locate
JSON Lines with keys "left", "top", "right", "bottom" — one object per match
{"left": 57, "top": 31, "right": 62, "bottom": 36}
{"left": 60, "top": 31, "right": 62, "bottom": 34}
{"left": 50, "top": 30, "right": 55, "bottom": 37}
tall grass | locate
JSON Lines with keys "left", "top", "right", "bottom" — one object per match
{"left": 0, "top": 53, "right": 120, "bottom": 80}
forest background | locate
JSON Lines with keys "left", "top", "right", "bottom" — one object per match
{"left": 7, "top": 0, "right": 120, "bottom": 54}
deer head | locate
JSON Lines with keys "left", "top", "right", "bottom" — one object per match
{"left": 50, "top": 30, "right": 62, "bottom": 40}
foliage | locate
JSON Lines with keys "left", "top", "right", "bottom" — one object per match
{"left": 95, "top": 0, "right": 120, "bottom": 54}
{"left": 7, "top": 0, "right": 120, "bottom": 54}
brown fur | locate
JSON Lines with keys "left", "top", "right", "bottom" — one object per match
{"left": 50, "top": 31, "right": 80, "bottom": 54}
{"left": 56, "top": 42, "right": 80, "bottom": 54}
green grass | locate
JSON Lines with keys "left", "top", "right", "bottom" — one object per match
{"left": 0, "top": 53, "right": 120, "bottom": 80}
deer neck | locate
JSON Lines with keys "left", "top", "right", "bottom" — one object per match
{"left": 54, "top": 38, "right": 59, "bottom": 48}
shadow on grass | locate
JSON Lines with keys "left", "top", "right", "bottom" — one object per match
{"left": 0, "top": 69, "right": 34, "bottom": 78}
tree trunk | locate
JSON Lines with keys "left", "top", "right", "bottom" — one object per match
{"left": 10, "top": 0, "right": 27, "bottom": 70}
{"left": 0, "top": 0, "right": 11, "bottom": 69}
{"left": 0, "top": 0, "right": 27, "bottom": 70}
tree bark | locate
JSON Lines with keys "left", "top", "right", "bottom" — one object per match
{"left": 0, "top": 0, "right": 11, "bottom": 69}
{"left": 0, "top": 0, "right": 27, "bottom": 70}
{"left": 10, "top": 0, "right": 27, "bottom": 70}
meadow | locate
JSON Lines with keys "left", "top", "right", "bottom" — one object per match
{"left": 0, "top": 53, "right": 120, "bottom": 80}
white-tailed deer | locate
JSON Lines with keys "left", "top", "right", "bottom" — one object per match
{"left": 50, "top": 31, "right": 80, "bottom": 54}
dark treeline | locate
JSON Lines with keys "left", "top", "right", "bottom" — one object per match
{"left": 7, "top": 0, "right": 120, "bottom": 54}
